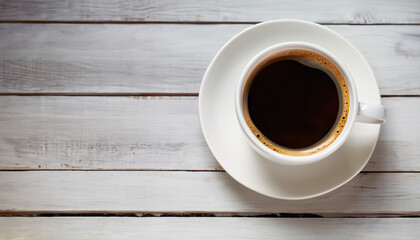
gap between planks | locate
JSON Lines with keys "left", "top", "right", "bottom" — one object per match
{"left": 0, "top": 211, "right": 419, "bottom": 218}
{"left": 0, "top": 21, "right": 420, "bottom": 25}
{"left": 0, "top": 93, "right": 200, "bottom": 97}
{"left": 0, "top": 169, "right": 420, "bottom": 173}
{"left": 0, "top": 93, "right": 418, "bottom": 97}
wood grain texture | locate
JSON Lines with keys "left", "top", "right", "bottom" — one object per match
{"left": 0, "top": 218, "right": 419, "bottom": 240}
{"left": 0, "top": 172, "right": 419, "bottom": 213}
{"left": 0, "top": 24, "right": 419, "bottom": 94}
{"left": 0, "top": 96, "right": 214, "bottom": 170}
{"left": 0, "top": 96, "right": 418, "bottom": 171}
{"left": 0, "top": 0, "right": 419, "bottom": 23}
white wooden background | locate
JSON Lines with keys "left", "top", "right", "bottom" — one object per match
{"left": 0, "top": 1, "right": 419, "bottom": 239}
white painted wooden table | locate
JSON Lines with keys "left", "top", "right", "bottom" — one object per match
{"left": 0, "top": 1, "right": 419, "bottom": 239}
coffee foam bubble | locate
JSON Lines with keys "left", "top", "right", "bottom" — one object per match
{"left": 243, "top": 49, "right": 350, "bottom": 156}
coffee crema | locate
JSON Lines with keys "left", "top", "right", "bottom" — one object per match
{"left": 243, "top": 49, "right": 350, "bottom": 156}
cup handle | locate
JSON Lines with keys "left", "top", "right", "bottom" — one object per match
{"left": 356, "top": 102, "right": 385, "bottom": 124}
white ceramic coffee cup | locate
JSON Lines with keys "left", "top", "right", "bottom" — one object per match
{"left": 235, "top": 42, "right": 385, "bottom": 166}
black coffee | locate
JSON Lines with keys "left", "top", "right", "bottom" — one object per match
{"left": 246, "top": 53, "right": 341, "bottom": 149}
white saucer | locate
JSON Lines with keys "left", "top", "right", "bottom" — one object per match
{"left": 199, "top": 20, "right": 382, "bottom": 200}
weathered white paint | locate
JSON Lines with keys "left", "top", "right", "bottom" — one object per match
{"left": 0, "top": 172, "right": 419, "bottom": 213}
{"left": 0, "top": 0, "right": 419, "bottom": 23}
{"left": 0, "top": 1, "right": 417, "bottom": 234}
{"left": 0, "top": 96, "right": 417, "bottom": 171}
{"left": 0, "top": 217, "right": 419, "bottom": 240}
{"left": 0, "top": 24, "right": 419, "bottom": 94}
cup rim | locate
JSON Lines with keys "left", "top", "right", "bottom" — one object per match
{"left": 235, "top": 42, "right": 358, "bottom": 165}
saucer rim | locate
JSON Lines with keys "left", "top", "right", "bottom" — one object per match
{"left": 199, "top": 19, "right": 381, "bottom": 200}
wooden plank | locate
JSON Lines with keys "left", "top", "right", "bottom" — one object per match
{"left": 0, "top": 24, "right": 419, "bottom": 95}
{"left": 0, "top": 172, "right": 419, "bottom": 213}
{"left": 0, "top": 0, "right": 419, "bottom": 24}
{"left": 0, "top": 96, "right": 418, "bottom": 171}
{"left": 0, "top": 218, "right": 419, "bottom": 240}
{"left": 367, "top": 97, "right": 420, "bottom": 171}
{"left": 0, "top": 96, "right": 215, "bottom": 170}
